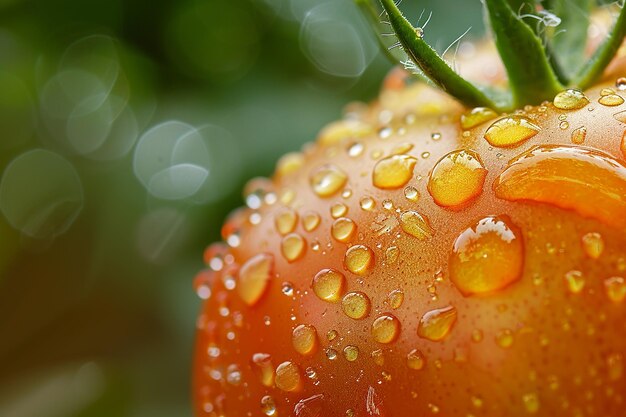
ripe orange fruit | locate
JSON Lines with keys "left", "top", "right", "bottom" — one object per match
{"left": 193, "top": 1, "right": 626, "bottom": 416}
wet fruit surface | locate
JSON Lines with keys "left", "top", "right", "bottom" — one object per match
{"left": 193, "top": 69, "right": 626, "bottom": 416}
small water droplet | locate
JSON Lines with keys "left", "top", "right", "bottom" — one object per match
{"left": 325, "top": 348, "right": 338, "bottom": 360}
{"left": 332, "top": 217, "right": 357, "bottom": 242}
{"left": 261, "top": 395, "right": 277, "bottom": 416}
{"left": 431, "top": 132, "right": 442, "bottom": 141}
{"left": 385, "top": 246, "right": 399, "bottom": 264}
{"left": 599, "top": 94, "right": 624, "bottom": 106}
{"left": 400, "top": 210, "right": 433, "bottom": 240}
{"left": 348, "top": 142, "right": 365, "bottom": 157}
{"left": 302, "top": 211, "right": 321, "bottom": 232}
{"left": 417, "top": 306, "right": 457, "bottom": 341}
{"left": 331, "top": 202, "right": 348, "bottom": 219}
{"left": 421, "top": 151, "right": 431, "bottom": 159}
{"left": 282, "top": 233, "right": 307, "bottom": 262}
{"left": 570, "top": 126, "right": 587, "bottom": 144}
{"left": 275, "top": 207, "right": 298, "bottom": 235}
{"left": 275, "top": 361, "right": 302, "bottom": 392}
{"left": 387, "top": 289, "right": 404, "bottom": 309}
{"left": 238, "top": 254, "right": 274, "bottom": 306}
{"left": 407, "top": 349, "right": 425, "bottom": 370}
{"left": 371, "top": 349, "right": 384, "bottom": 366}
{"left": 371, "top": 314, "right": 401, "bottom": 344}
{"left": 427, "top": 149, "right": 487, "bottom": 208}
{"left": 282, "top": 282, "right": 294, "bottom": 297}
{"left": 292, "top": 324, "right": 318, "bottom": 356}
{"left": 372, "top": 155, "right": 417, "bottom": 189}
{"left": 342, "top": 291, "right": 371, "bottom": 319}
{"left": 559, "top": 121, "right": 569, "bottom": 130}
{"left": 344, "top": 245, "right": 375, "bottom": 275}
{"left": 312, "top": 269, "right": 346, "bottom": 302}
{"left": 449, "top": 215, "right": 524, "bottom": 296}
{"left": 343, "top": 345, "right": 360, "bottom": 361}
{"left": 607, "top": 353, "right": 624, "bottom": 381}
{"left": 581, "top": 232, "right": 604, "bottom": 259}
{"left": 484, "top": 116, "right": 540, "bottom": 147}
{"left": 327, "top": 329, "right": 338, "bottom": 341}
{"left": 616, "top": 77, "right": 626, "bottom": 91}
{"left": 360, "top": 196, "right": 375, "bottom": 211}
{"left": 310, "top": 165, "right": 348, "bottom": 197}
{"left": 404, "top": 186, "right": 420, "bottom": 201}
{"left": 553, "top": 89, "right": 589, "bottom": 110}
{"left": 605, "top": 277, "right": 626, "bottom": 302}
{"left": 461, "top": 107, "right": 498, "bottom": 129}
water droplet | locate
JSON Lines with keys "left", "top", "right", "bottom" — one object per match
{"left": 251, "top": 353, "right": 275, "bottom": 387}
{"left": 385, "top": 246, "right": 399, "bottom": 264}
{"left": 494, "top": 145, "right": 626, "bottom": 231}
{"left": 332, "top": 217, "right": 357, "bottom": 242}
{"left": 344, "top": 245, "right": 375, "bottom": 275}
{"left": 407, "top": 349, "right": 425, "bottom": 370}
{"left": 378, "top": 126, "right": 393, "bottom": 139}
{"left": 415, "top": 27, "right": 424, "bottom": 38}
{"left": 449, "top": 215, "right": 524, "bottom": 296}
{"left": 387, "top": 289, "right": 404, "bottom": 309}
{"left": 581, "top": 232, "right": 604, "bottom": 259}
{"left": 226, "top": 364, "right": 242, "bottom": 385}
{"left": 325, "top": 348, "right": 338, "bottom": 360}
{"left": 346, "top": 409, "right": 355, "bottom": 417}
{"left": 371, "top": 314, "right": 401, "bottom": 344}
{"left": 275, "top": 207, "right": 298, "bottom": 235}
{"left": 472, "top": 329, "right": 483, "bottom": 342}
{"left": 275, "top": 361, "right": 302, "bottom": 392}
{"left": 261, "top": 395, "right": 277, "bottom": 416}
{"left": 616, "top": 77, "right": 626, "bottom": 91}
{"left": 327, "top": 329, "right": 339, "bottom": 341}
{"left": 317, "top": 119, "right": 372, "bottom": 146}
{"left": 564, "top": 270, "right": 585, "bottom": 294}
{"left": 522, "top": 392, "right": 540, "bottom": 414}
{"left": 461, "top": 107, "right": 498, "bottom": 129}
{"left": 292, "top": 324, "right": 318, "bottom": 356}
{"left": 312, "top": 269, "right": 346, "bottom": 302}
{"left": 471, "top": 395, "right": 484, "bottom": 408}
{"left": 282, "top": 282, "right": 294, "bottom": 296}
{"left": 372, "top": 154, "right": 417, "bottom": 189}
{"left": 382, "top": 199, "right": 394, "bottom": 210}
{"left": 331, "top": 202, "right": 348, "bottom": 219}
{"left": 553, "top": 89, "right": 589, "bottom": 110}
{"left": 417, "top": 306, "right": 457, "bottom": 341}
{"left": 238, "top": 254, "right": 274, "bottom": 306}
{"left": 391, "top": 142, "right": 414, "bottom": 155}
{"left": 599, "top": 94, "right": 624, "bottom": 106}
{"left": 605, "top": 277, "right": 626, "bottom": 302}
{"left": 310, "top": 165, "right": 348, "bottom": 197}
{"left": 294, "top": 394, "right": 324, "bottom": 417}
{"left": 400, "top": 210, "right": 433, "bottom": 240}
{"left": 282, "top": 233, "right": 307, "bottom": 262}
{"left": 404, "top": 186, "right": 420, "bottom": 201}
{"left": 276, "top": 152, "right": 305, "bottom": 178}
{"left": 427, "top": 149, "right": 487, "bottom": 208}
{"left": 607, "top": 353, "right": 624, "bottom": 381}
{"left": 342, "top": 291, "right": 371, "bottom": 319}
{"left": 343, "top": 345, "right": 360, "bottom": 361}
{"left": 484, "top": 116, "right": 540, "bottom": 147}
{"left": 348, "top": 141, "right": 365, "bottom": 157}
{"left": 371, "top": 349, "right": 384, "bottom": 366}
{"left": 559, "top": 121, "right": 569, "bottom": 130}
{"left": 570, "top": 126, "right": 587, "bottom": 144}
{"left": 496, "top": 329, "right": 514, "bottom": 348}
{"left": 421, "top": 151, "right": 431, "bottom": 159}
{"left": 360, "top": 196, "right": 375, "bottom": 211}
{"left": 303, "top": 211, "right": 321, "bottom": 232}
{"left": 431, "top": 132, "right": 442, "bottom": 141}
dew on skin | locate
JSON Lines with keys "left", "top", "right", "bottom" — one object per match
{"left": 449, "top": 215, "right": 524, "bottom": 296}
{"left": 303, "top": 211, "right": 321, "bottom": 232}
{"left": 342, "top": 291, "right": 371, "bottom": 319}
{"left": 332, "top": 217, "right": 357, "bottom": 242}
{"left": 407, "top": 349, "right": 426, "bottom": 370}
{"left": 238, "top": 254, "right": 274, "bottom": 306}
{"left": 360, "top": 196, "right": 375, "bottom": 211}
{"left": 427, "top": 149, "right": 487, "bottom": 208}
{"left": 344, "top": 245, "right": 374, "bottom": 275}
{"left": 400, "top": 210, "right": 433, "bottom": 240}
{"left": 605, "top": 277, "right": 626, "bottom": 302}
{"left": 313, "top": 268, "right": 346, "bottom": 302}
{"left": 417, "top": 306, "right": 458, "bottom": 342}
{"left": 564, "top": 270, "right": 585, "bottom": 294}
{"left": 282, "top": 233, "right": 307, "bottom": 262}
{"left": 261, "top": 395, "right": 277, "bottom": 416}
{"left": 275, "top": 361, "right": 302, "bottom": 392}
{"left": 553, "top": 89, "right": 589, "bottom": 110}
{"left": 372, "top": 154, "right": 418, "bottom": 189}
{"left": 275, "top": 207, "right": 298, "bottom": 235}
{"left": 344, "top": 345, "right": 360, "bottom": 361}
{"left": 461, "top": 107, "right": 498, "bottom": 129}
{"left": 484, "top": 116, "right": 540, "bottom": 147}
{"left": 251, "top": 353, "right": 275, "bottom": 387}
{"left": 292, "top": 324, "right": 318, "bottom": 356}
{"left": 372, "top": 314, "right": 401, "bottom": 344}
{"left": 571, "top": 126, "right": 587, "bottom": 144}
{"left": 331, "top": 202, "right": 348, "bottom": 218}
{"left": 310, "top": 164, "right": 348, "bottom": 197}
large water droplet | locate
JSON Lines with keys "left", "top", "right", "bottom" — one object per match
{"left": 553, "top": 89, "right": 589, "bottom": 110}
{"left": 310, "top": 164, "right": 348, "bottom": 197}
{"left": 449, "top": 215, "right": 524, "bottom": 296}
{"left": 237, "top": 254, "right": 273, "bottom": 306}
{"left": 372, "top": 154, "right": 417, "bottom": 189}
{"left": 342, "top": 291, "right": 371, "bottom": 319}
{"left": 427, "top": 149, "right": 487, "bottom": 208}
{"left": 461, "top": 107, "right": 498, "bottom": 129}
{"left": 417, "top": 306, "right": 458, "bottom": 342}
{"left": 275, "top": 361, "right": 302, "bottom": 392}
{"left": 599, "top": 94, "right": 624, "bottom": 106}
{"left": 292, "top": 324, "right": 318, "bottom": 356}
{"left": 484, "top": 116, "right": 540, "bottom": 148}
{"left": 312, "top": 269, "right": 346, "bottom": 302}
{"left": 371, "top": 314, "right": 401, "bottom": 344}
{"left": 399, "top": 210, "right": 433, "bottom": 240}
{"left": 344, "top": 245, "right": 374, "bottom": 275}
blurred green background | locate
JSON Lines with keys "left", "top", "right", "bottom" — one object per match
{"left": 0, "top": 0, "right": 484, "bottom": 415}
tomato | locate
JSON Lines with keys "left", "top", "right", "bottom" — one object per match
{"left": 192, "top": 2, "right": 626, "bottom": 416}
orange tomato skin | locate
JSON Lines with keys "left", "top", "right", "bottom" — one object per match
{"left": 192, "top": 54, "right": 626, "bottom": 417}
